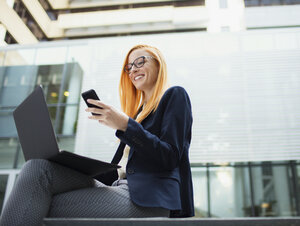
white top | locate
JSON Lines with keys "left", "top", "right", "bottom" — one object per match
{"left": 117, "top": 144, "right": 130, "bottom": 179}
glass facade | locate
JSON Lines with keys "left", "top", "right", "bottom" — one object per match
{"left": 1, "top": 28, "right": 300, "bottom": 217}
{"left": 0, "top": 45, "right": 84, "bottom": 212}
{"left": 0, "top": 63, "right": 83, "bottom": 164}
{"left": 0, "top": 47, "right": 84, "bottom": 171}
{"left": 192, "top": 161, "right": 300, "bottom": 217}
{"left": 0, "top": 138, "right": 19, "bottom": 169}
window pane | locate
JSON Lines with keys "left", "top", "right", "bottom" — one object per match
{"left": 61, "top": 62, "right": 83, "bottom": 105}
{"left": 65, "top": 46, "right": 87, "bottom": 105}
{"left": 48, "top": 106, "right": 57, "bottom": 128}
{"left": 0, "top": 109, "right": 16, "bottom": 137}
{"left": 210, "top": 166, "right": 251, "bottom": 217}
{"left": 16, "top": 147, "right": 25, "bottom": 169}
{"left": 251, "top": 163, "right": 295, "bottom": 216}
{"left": 219, "top": 0, "right": 228, "bottom": 8}
{"left": 67, "top": 45, "right": 89, "bottom": 73}
{"left": 0, "top": 175, "right": 8, "bottom": 213}
{"left": 3, "top": 49, "right": 36, "bottom": 66}
{"left": 35, "top": 47, "right": 67, "bottom": 65}
{"left": 36, "top": 64, "right": 64, "bottom": 104}
{"left": 192, "top": 167, "right": 208, "bottom": 217}
{"left": 57, "top": 136, "right": 75, "bottom": 152}
{"left": 0, "top": 65, "right": 37, "bottom": 107}
{"left": 56, "top": 105, "right": 79, "bottom": 135}
{"left": 0, "top": 138, "right": 18, "bottom": 169}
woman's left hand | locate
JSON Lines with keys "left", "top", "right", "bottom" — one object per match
{"left": 85, "top": 99, "right": 129, "bottom": 131}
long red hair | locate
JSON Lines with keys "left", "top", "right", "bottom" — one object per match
{"left": 119, "top": 44, "right": 169, "bottom": 123}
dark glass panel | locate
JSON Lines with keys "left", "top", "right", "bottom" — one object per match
{"left": 61, "top": 62, "right": 83, "bottom": 105}
{"left": 36, "top": 64, "right": 64, "bottom": 104}
{"left": 0, "top": 138, "right": 18, "bottom": 169}
{"left": 0, "top": 175, "right": 8, "bottom": 213}
{"left": 56, "top": 105, "right": 79, "bottom": 135}
{"left": 0, "top": 109, "right": 16, "bottom": 137}
{"left": 251, "top": 163, "right": 295, "bottom": 216}
{"left": 48, "top": 106, "right": 57, "bottom": 128}
{"left": 0, "top": 65, "right": 37, "bottom": 107}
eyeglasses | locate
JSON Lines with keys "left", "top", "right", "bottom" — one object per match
{"left": 124, "top": 56, "right": 154, "bottom": 73}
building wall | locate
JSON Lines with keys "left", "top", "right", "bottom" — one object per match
{"left": 73, "top": 28, "right": 300, "bottom": 163}
{"left": 0, "top": 28, "right": 300, "bottom": 217}
{"left": 245, "top": 5, "right": 300, "bottom": 28}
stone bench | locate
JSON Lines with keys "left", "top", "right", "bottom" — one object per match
{"left": 43, "top": 217, "right": 300, "bottom": 226}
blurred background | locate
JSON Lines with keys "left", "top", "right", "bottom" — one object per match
{"left": 0, "top": 0, "right": 300, "bottom": 218}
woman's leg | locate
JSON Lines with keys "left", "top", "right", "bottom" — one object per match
{"left": 0, "top": 159, "right": 95, "bottom": 226}
{"left": 48, "top": 179, "right": 169, "bottom": 218}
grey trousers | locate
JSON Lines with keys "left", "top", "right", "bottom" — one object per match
{"left": 0, "top": 159, "right": 169, "bottom": 226}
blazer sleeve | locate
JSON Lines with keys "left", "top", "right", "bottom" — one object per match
{"left": 115, "top": 86, "right": 192, "bottom": 171}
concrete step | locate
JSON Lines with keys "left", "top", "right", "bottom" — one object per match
{"left": 43, "top": 217, "right": 300, "bottom": 226}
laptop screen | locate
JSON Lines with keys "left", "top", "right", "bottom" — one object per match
{"left": 13, "top": 85, "right": 59, "bottom": 161}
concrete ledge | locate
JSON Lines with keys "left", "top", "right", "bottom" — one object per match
{"left": 43, "top": 217, "right": 300, "bottom": 226}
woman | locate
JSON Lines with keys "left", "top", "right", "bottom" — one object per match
{"left": 0, "top": 44, "right": 194, "bottom": 226}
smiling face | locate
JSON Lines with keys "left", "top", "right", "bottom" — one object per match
{"left": 127, "top": 49, "right": 159, "bottom": 100}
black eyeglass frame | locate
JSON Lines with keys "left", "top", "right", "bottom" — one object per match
{"left": 124, "top": 56, "right": 154, "bottom": 73}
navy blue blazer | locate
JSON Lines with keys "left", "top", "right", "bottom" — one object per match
{"left": 95, "top": 86, "right": 194, "bottom": 217}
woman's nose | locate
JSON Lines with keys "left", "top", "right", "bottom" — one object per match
{"left": 130, "top": 66, "right": 139, "bottom": 75}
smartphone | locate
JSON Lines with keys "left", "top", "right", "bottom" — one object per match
{"left": 81, "top": 89, "right": 102, "bottom": 115}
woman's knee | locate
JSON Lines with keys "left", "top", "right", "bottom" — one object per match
{"left": 22, "top": 159, "right": 51, "bottom": 170}
{"left": 19, "top": 159, "right": 53, "bottom": 180}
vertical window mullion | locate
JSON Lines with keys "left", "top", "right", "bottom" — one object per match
{"left": 207, "top": 163, "right": 211, "bottom": 217}
{"left": 290, "top": 161, "right": 300, "bottom": 216}
{"left": 248, "top": 162, "right": 256, "bottom": 216}
{"left": 54, "top": 47, "right": 69, "bottom": 134}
